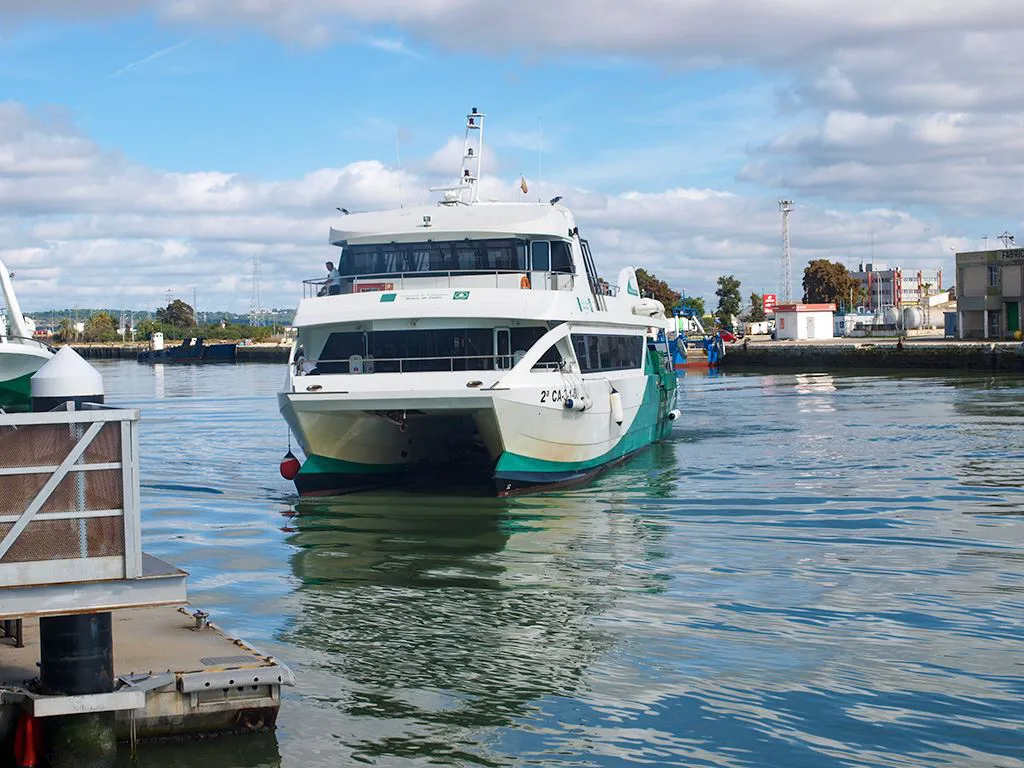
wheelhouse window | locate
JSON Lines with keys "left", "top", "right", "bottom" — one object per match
{"left": 550, "top": 240, "right": 573, "bottom": 273}
{"left": 572, "top": 334, "right": 644, "bottom": 372}
{"left": 339, "top": 239, "right": 528, "bottom": 278}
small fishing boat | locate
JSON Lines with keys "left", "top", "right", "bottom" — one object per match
{"left": 0, "top": 258, "right": 54, "bottom": 410}
{"left": 670, "top": 309, "right": 725, "bottom": 370}
{"left": 137, "top": 335, "right": 237, "bottom": 363}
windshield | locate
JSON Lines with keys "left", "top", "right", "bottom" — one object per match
{"left": 340, "top": 238, "right": 525, "bottom": 277}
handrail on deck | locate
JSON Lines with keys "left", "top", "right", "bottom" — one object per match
{"left": 0, "top": 335, "right": 55, "bottom": 353}
{"left": 301, "top": 269, "right": 578, "bottom": 298}
{"left": 295, "top": 353, "right": 564, "bottom": 375}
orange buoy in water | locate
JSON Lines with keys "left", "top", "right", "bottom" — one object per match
{"left": 280, "top": 451, "right": 301, "bottom": 480}
{"left": 14, "top": 711, "right": 39, "bottom": 768}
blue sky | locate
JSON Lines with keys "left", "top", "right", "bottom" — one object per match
{"left": 2, "top": 2, "right": 1022, "bottom": 312}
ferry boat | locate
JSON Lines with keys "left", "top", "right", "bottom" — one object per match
{"left": 0, "top": 258, "right": 53, "bottom": 410}
{"left": 278, "top": 108, "right": 679, "bottom": 496}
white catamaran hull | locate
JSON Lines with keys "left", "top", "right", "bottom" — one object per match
{"left": 279, "top": 360, "right": 676, "bottom": 496}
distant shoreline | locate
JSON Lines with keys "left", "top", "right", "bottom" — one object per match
{"left": 722, "top": 338, "right": 1024, "bottom": 372}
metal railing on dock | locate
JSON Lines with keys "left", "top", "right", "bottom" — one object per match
{"left": 0, "top": 403, "right": 185, "bottom": 617}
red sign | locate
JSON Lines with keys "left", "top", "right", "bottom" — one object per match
{"left": 762, "top": 293, "right": 777, "bottom": 313}
{"left": 355, "top": 282, "right": 394, "bottom": 293}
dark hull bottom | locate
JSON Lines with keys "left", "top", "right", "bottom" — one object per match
{"left": 493, "top": 445, "right": 652, "bottom": 497}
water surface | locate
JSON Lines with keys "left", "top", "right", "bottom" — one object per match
{"left": 97, "top": 362, "right": 1024, "bottom": 767}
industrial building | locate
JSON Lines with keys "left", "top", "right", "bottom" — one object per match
{"left": 955, "top": 247, "right": 1024, "bottom": 338}
{"left": 850, "top": 263, "right": 944, "bottom": 311}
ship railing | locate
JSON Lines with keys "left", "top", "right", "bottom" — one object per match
{"left": 302, "top": 270, "right": 577, "bottom": 298}
{"left": 0, "top": 335, "right": 56, "bottom": 353}
{"left": 296, "top": 353, "right": 563, "bottom": 375}
{"left": 0, "top": 403, "right": 143, "bottom": 589}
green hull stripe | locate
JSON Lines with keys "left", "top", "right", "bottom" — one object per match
{"left": 299, "top": 453, "right": 404, "bottom": 476}
{"left": 495, "top": 361, "right": 676, "bottom": 475}
{"left": 0, "top": 372, "right": 33, "bottom": 411}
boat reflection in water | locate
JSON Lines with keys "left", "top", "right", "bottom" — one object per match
{"left": 280, "top": 485, "right": 670, "bottom": 765}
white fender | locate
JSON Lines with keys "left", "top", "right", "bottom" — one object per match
{"left": 609, "top": 388, "right": 624, "bottom": 426}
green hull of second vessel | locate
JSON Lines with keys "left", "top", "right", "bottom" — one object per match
{"left": 0, "top": 370, "right": 33, "bottom": 412}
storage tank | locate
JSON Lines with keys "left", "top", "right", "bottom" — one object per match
{"left": 902, "top": 306, "right": 924, "bottom": 330}
{"left": 882, "top": 306, "right": 900, "bottom": 325}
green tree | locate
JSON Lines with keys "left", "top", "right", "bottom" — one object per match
{"left": 136, "top": 319, "right": 158, "bottom": 340}
{"left": 155, "top": 299, "right": 196, "bottom": 328}
{"left": 635, "top": 268, "right": 682, "bottom": 316}
{"left": 678, "top": 295, "right": 705, "bottom": 318}
{"left": 55, "top": 317, "right": 77, "bottom": 344}
{"left": 714, "top": 275, "right": 742, "bottom": 327}
{"left": 748, "top": 292, "right": 766, "bottom": 322}
{"left": 84, "top": 311, "right": 118, "bottom": 342}
{"left": 802, "top": 259, "right": 863, "bottom": 308}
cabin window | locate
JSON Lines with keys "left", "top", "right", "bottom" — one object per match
{"left": 510, "top": 327, "right": 561, "bottom": 367}
{"left": 531, "top": 241, "right": 551, "bottom": 271}
{"left": 315, "top": 326, "right": 556, "bottom": 373}
{"left": 571, "top": 334, "right": 644, "bottom": 373}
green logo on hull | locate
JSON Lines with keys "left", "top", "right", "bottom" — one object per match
{"left": 453, "top": 291, "right": 470, "bottom": 300}
{"left": 379, "top": 293, "right": 397, "bottom": 302}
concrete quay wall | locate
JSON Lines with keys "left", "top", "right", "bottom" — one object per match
{"left": 723, "top": 341, "right": 1024, "bottom": 372}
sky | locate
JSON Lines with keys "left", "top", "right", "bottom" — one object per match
{"left": 1, "top": 1, "right": 1022, "bottom": 314}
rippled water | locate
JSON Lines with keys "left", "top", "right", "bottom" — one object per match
{"left": 97, "top": 361, "right": 1024, "bottom": 768}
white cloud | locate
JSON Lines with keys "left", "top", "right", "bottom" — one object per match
{"left": 365, "top": 36, "right": 421, "bottom": 58}
{"left": 0, "top": 101, "right": 963, "bottom": 315}
{"left": 5, "top": 1, "right": 1024, "bottom": 219}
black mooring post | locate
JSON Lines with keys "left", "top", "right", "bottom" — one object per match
{"left": 38, "top": 612, "right": 117, "bottom": 768}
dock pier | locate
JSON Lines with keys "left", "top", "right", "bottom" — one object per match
{"left": 0, "top": 349, "right": 292, "bottom": 766}
{"left": 721, "top": 338, "right": 1024, "bottom": 372}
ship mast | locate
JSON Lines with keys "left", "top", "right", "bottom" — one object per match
{"left": 434, "top": 107, "right": 485, "bottom": 206}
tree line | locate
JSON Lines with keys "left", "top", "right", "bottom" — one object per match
{"left": 635, "top": 258, "right": 868, "bottom": 329}
{"left": 54, "top": 299, "right": 277, "bottom": 343}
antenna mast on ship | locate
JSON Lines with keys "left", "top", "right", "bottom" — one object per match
{"left": 434, "top": 107, "right": 485, "bottom": 206}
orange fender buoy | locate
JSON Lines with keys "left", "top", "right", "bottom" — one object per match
{"left": 520, "top": 275, "right": 530, "bottom": 289}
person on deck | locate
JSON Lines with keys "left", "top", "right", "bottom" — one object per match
{"left": 325, "top": 261, "right": 342, "bottom": 295}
